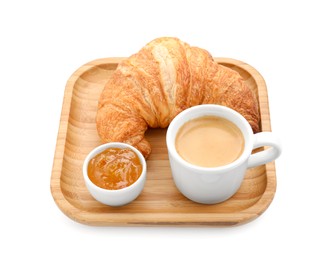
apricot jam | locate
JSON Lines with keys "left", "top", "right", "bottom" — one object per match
{"left": 87, "top": 148, "right": 142, "bottom": 190}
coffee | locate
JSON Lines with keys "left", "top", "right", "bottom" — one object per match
{"left": 175, "top": 116, "right": 244, "bottom": 167}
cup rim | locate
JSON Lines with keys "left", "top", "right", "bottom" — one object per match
{"left": 82, "top": 142, "right": 147, "bottom": 194}
{"left": 166, "top": 104, "right": 254, "bottom": 173}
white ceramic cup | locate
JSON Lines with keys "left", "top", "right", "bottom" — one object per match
{"left": 83, "top": 142, "right": 147, "bottom": 206}
{"left": 166, "top": 104, "right": 282, "bottom": 204}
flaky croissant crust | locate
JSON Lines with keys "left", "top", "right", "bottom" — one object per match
{"left": 96, "top": 37, "right": 260, "bottom": 158}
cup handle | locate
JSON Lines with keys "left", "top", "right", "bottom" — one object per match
{"left": 247, "top": 132, "right": 282, "bottom": 168}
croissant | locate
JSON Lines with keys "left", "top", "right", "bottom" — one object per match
{"left": 96, "top": 37, "right": 260, "bottom": 158}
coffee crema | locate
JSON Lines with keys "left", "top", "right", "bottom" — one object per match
{"left": 175, "top": 116, "right": 244, "bottom": 167}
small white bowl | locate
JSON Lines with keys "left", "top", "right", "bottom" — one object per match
{"left": 83, "top": 142, "right": 147, "bottom": 206}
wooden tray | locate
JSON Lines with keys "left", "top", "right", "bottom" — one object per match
{"left": 50, "top": 57, "right": 276, "bottom": 226}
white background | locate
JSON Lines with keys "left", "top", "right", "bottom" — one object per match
{"left": 1, "top": 0, "right": 324, "bottom": 259}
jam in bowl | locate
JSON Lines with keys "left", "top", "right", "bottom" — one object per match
{"left": 83, "top": 142, "right": 147, "bottom": 206}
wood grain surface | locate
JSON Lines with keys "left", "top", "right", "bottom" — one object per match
{"left": 50, "top": 58, "right": 276, "bottom": 226}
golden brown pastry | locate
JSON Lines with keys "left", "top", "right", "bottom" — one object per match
{"left": 96, "top": 37, "right": 260, "bottom": 158}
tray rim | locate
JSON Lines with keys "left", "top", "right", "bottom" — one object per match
{"left": 50, "top": 57, "right": 276, "bottom": 226}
